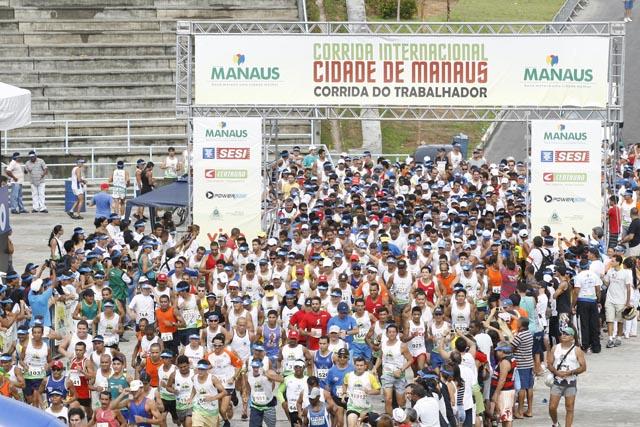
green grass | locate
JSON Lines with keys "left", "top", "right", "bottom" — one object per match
{"left": 309, "top": 0, "right": 565, "bottom": 154}
{"left": 446, "top": 0, "right": 565, "bottom": 21}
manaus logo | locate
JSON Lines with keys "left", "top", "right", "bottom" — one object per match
{"left": 210, "top": 53, "right": 280, "bottom": 81}
{"left": 542, "top": 123, "right": 587, "bottom": 142}
{"left": 524, "top": 55, "right": 593, "bottom": 82}
{"left": 232, "top": 54, "right": 245, "bottom": 65}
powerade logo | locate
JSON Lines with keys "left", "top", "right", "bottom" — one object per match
{"left": 542, "top": 124, "right": 587, "bottom": 142}
{"left": 204, "top": 169, "right": 248, "bottom": 179}
{"left": 542, "top": 172, "right": 587, "bottom": 183}
{"left": 543, "top": 194, "right": 586, "bottom": 203}
{"left": 210, "top": 53, "right": 280, "bottom": 81}
{"left": 524, "top": 55, "right": 593, "bottom": 82}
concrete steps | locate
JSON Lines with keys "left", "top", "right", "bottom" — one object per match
{"left": 2, "top": 0, "right": 303, "bottom": 156}
{"left": 0, "top": 55, "right": 175, "bottom": 72}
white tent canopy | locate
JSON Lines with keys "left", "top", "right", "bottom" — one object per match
{"left": 0, "top": 82, "right": 31, "bottom": 131}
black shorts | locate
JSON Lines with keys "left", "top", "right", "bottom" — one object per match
{"left": 288, "top": 411, "right": 299, "bottom": 427}
{"left": 162, "top": 398, "right": 178, "bottom": 419}
{"left": 24, "top": 378, "right": 44, "bottom": 397}
{"left": 77, "top": 398, "right": 91, "bottom": 408}
{"left": 331, "top": 394, "right": 347, "bottom": 410}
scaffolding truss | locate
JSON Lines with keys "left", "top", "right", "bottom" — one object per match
{"left": 176, "top": 20, "right": 625, "bottom": 123}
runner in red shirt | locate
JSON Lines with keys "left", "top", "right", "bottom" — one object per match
{"left": 288, "top": 298, "right": 311, "bottom": 345}
{"left": 299, "top": 297, "right": 331, "bottom": 350}
{"left": 364, "top": 282, "right": 387, "bottom": 319}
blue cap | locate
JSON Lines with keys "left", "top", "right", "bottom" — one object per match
{"left": 189, "top": 334, "right": 200, "bottom": 340}
{"left": 250, "top": 359, "right": 263, "bottom": 368}
{"left": 5, "top": 272, "right": 19, "bottom": 280}
{"left": 160, "top": 351, "right": 174, "bottom": 358}
{"left": 92, "top": 335, "right": 105, "bottom": 342}
{"left": 253, "top": 344, "right": 265, "bottom": 352}
{"left": 337, "top": 302, "right": 349, "bottom": 313}
{"left": 196, "top": 362, "right": 210, "bottom": 370}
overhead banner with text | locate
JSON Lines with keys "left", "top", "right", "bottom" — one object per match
{"left": 195, "top": 35, "right": 609, "bottom": 108}
{"left": 193, "top": 117, "right": 262, "bottom": 246}
{"left": 530, "top": 120, "right": 603, "bottom": 237}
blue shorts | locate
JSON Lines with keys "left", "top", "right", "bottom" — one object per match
{"left": 532, "top": 331, "right": 545, "bottom": 355}
{"left": 430, "top": 351, "right": 445, "bottom": 369}
{"left": 350, "top": 342, "right": 372, "bottom": 360}
{"left": 517, "top": 368, "right": 534, "bottom": 390}
{"left": 625, "top": 0, "right": 633, "bottom": 10}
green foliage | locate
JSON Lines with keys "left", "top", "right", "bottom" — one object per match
{"left": 369, "top": 0, "right": 417, "bottom": 20}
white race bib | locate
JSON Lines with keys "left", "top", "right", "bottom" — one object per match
{"left": 287, "top": 400, "right": 298, "bottom": 412}
{"left": 28, "top": 367, "right": 44, "bottom": 377}
{"left": 252, "top": 391, "right": 268, "bottom": 405}
{"left": 69, "top": 370, "right": 82, "bottom": 386}
{"left": 161, "top": 332, "right": 174, "bottom": 342}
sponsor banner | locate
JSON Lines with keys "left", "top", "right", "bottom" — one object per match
{"left": 195, "top": 35, "right": 609, "bottom": 108}
{"left": 193, "top": 117, "right": 262, "bottom": 246}
{"left": 530, "top": 120, "right": 603, "bottom": 236}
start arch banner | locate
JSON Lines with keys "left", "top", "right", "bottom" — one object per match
{"left": 194, "top": 35, "right": 609, "bottom": 108}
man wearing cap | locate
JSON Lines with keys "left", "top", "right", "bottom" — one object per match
{"left": 90, "top": 183, "right": 113, "bottom": 219}
{"left": 276, "top": 358, "right": 308, "bottom": 427}
{"left": 327, "top": 302, "right": 359, "bottom": 346}
{"left": 380, "top": 324, "right": 413, "bottom": 416}
{"left": 280, "top": 329, "right": 313, "bottom": 377}
{"left": 490, "top": 342, "right": 517, "bottom": 427}
{"left": 207, "top": 333, "right": 244, "bottom": 427}
{"left": 299, "top": 386, "right": 335, "bottom": 427}
{"left": 246, "top": 358, "right": 280, "bottom": 427}
{"left": 546, "top": 327, "right": 586, "bottom": 427}
{"left": 128, "top": 281, "right": 156, "bottom": 329}
{"left": 20, "top": 323, "right": 50, "bottom": 407}
{"left": 572, "top": 260, "right": 602, "bottom": 353}
{"left": 190, "top": 359, "right": 227, "bottom": 427}
{"left": 112, "top": 378, "right": 162, "bottom": 427}
{"left": 24, "top": 150, "right": 48, "bottom": 213}
{"left": 6, "top": 152, "right": 27, "bottom": 214}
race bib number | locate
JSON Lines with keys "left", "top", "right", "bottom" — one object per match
{"left": 311, "top": 328, "right": 322, "bottom": 338}
{"left": 492, "top": 287, "right": 501, "bottom": 294}
{"left": 28, "top": 367, "right": 44, "bottom": 377}
{"left": 161, "top": 332, "right": 173, "bottom": 342}
{"left": 287, "top": 400, "right": 298, "bottom": 412}
{"left": 252, "top": 392, "right": 268, "bottom": 405}
{"left": 183, "top": 309, "right": 198, "bottom": 326}
{"left": 69, "top": 370, "right": 81, "bottom": 386}
{"left": 177, "top": 396, "right": 190, "bottom": 405}
{"left": 410, "top": 342, "right": 424, "bottom": 350}
{"left": 349, "top": 389, "right": 367, "bottom": 407}
{"left": 97, "top": 423, "right": 109, "bottom": 427}
{"left": 317, "top": 369, "right": 328, "bottom": 379}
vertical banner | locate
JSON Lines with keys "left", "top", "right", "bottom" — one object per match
{"left": 192, "top": 117, "right": 263, "bottom": 246}
{"left": 530, "top": 120, "right": 603, "bottom": 237}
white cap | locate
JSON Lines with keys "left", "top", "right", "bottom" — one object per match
{"left": 329, "top": 325, "right": 341, "bottom": 334}
{"left": 500, "top": 177, "right": 509, "bottom": 184}
{"left": 218, "top": 273, "right": 228, "bottom": 283}
{"left": 267, "top": 238, "right": 278, "bottom": 246}
{"left": 31, "top": 278, "right": 43, "bottom": 292}
{"left": 309, "top": 387, "right": 322, "bottom": 399}
{"left": 490, "top": 169, "right": 499, "bottom": 177}
{"left": 129, "top": 380, "right": 143, "bottom": 392}
{"left": 322, "top": 258, "right": 333, "bottom": 268}
{"left": 272, "top": 272, "right": 281, "bottom": 280}
{"left": 392, "top": 408, "right": 407, "bottom": 423}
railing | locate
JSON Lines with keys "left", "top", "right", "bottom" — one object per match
{"left": 1, "top": 117, "right": 314, "bottom": 154}
{"left": 553, "top": 0, "right": 584, "bottom": 22}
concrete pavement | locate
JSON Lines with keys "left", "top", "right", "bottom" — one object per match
{"left": 486, "top": 0, "right": 637, "bottom": 162}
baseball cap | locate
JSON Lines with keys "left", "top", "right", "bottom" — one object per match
{"left": 293, "top": 359, "right": 305, "bottom": 368}
{"left": 337, "top": 302, "right": 349, "bottom": 313}
{"left": 288, "top": 330, "right": 299, "bottom": 340}
{"left": 51, "top": 360, "right": 64, "bottom": 370}
{"left": 329, "top": 325, "right": 341, "bottom": 334}
{"left": 250, "top": 359, "right": 263, "bottom": 368}
{"left": 92, "top": 335, "right": 105, "bottom": 343}
{"left": 129, "top": 380, "right": 144, "bottom": 392}
{"left": 309, "top": 387, "right": 322, "bottom": 400}
{"left": 561, "top": 327, "right": 576, "bottom": 336}
{"left": 160, "top": 351, "right": 174, "bottom": 358}
{"left": 157, "top": 273, "right": 168, "bottom": 282}
{"left": 393, "top": 408, "right": 407, "bottom": 423}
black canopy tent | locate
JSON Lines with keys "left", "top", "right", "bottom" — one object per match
{"left": 125, "top": 178, "right": 190, "bottom": 226}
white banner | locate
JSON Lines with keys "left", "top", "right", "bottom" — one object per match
{"left": 530, "top": 120, "right": 603, "bottom": 237}
{"left": 192, "top": 117, "right": 263, "bottom": 246}
{"left": 195, "top": 35, "right": 609, "bottom": 108}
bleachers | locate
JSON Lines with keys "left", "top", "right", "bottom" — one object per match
{"left": 0, "top": 0, "right": 307, "bottom": 151}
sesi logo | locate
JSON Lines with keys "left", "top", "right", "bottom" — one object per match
{"left": 555, "top": 150, "right": 589, "bottom": 162}
{"left": 216, "top": 148, "right": 250, "bottom": 159}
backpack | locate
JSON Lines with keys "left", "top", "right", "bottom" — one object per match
{"left": 534, "top": 248, "right": 554, "bottom": 281}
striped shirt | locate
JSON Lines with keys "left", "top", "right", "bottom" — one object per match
{"left": 512, "top": 329, "right": 534, "bottom": 369}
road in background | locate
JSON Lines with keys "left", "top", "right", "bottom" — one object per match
{"left": 486, "top": 0, "right": 637, "bottom": 162}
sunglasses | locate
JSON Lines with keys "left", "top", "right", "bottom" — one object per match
{"left": 52, "top": 367, "right": 62, "bottom": 371}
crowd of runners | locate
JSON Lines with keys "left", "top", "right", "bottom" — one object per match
{"left": 0, "top": 144, "right": 638, "bottom": 427}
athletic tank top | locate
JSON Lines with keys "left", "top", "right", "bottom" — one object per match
{"left": 158, "top": 364, "right": 176, "bottom": 401}
{"left": 46, "top": 405, "right": 68, "bottom": 424}
{"left": 282, "top": 344, "right": 305, "bottom": 376}
{"left": 281, "top": 306, "right": 299, "bottom": 330}
{"left": 192, "top": 374, "right": 220, "bottom": 416}
{"left": 262, "top": 325, "right": 281, "bottom": 357}
{"left": 178, "top": 295, "right": 200, "bottom": 329}
{"left": 81, "top": 300, "right": 99, "bottom": 321}
{"left": 353, "top": 313, "right": 371, "bottom": 345}
{"left": 381, "top": 340, "right": 404, "bottom": 376}
{"left": 230, "top": 329, "right": 251, "bottom": 362}
{"left": 392, "top": 271, "right": 413, "bottom": 304}
{"left": 248, "top": 373, "right": 275, "bottom": 408}
{"left": 204, "top": 325, "right": 224, "bottom": 352}
{"left": 553, "top": 344, "right": 579, "bottom": 382}
{"left": 174, "top": 370, "right": 194, "bottom": 411}
{"left": 128, "top": 397, "right": 151, "bottom": 427}
{"left": 314, "top": 351, "right": 333, "bottom": 387}
{"left": 24, "top": 340, "right": 48, "bottom": 379}
{"left": 98, "top": 313, "right": 120, "bottom": 346}
{"left": 183, "top": 345, "right": 205, "bottom": 369}
{"left": 307, "top": 402, "right": 331, "bottom": 427}
{"left": 70, "top": 357, "right": 90, "bottom": 399}
{"left": 45, "top": 375, "right": 69, "bottom": 402}
{"left": 451, "top": 302, "right": 471, "bottom": 331}
{"left": 95, "top": 408, "right": 119, "bottom": 427}
{"left": 408, "top": 320, "right": 427, "bottom": 356}
{"left": 108, "top": 375, "right": 129, "bottom": 401}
